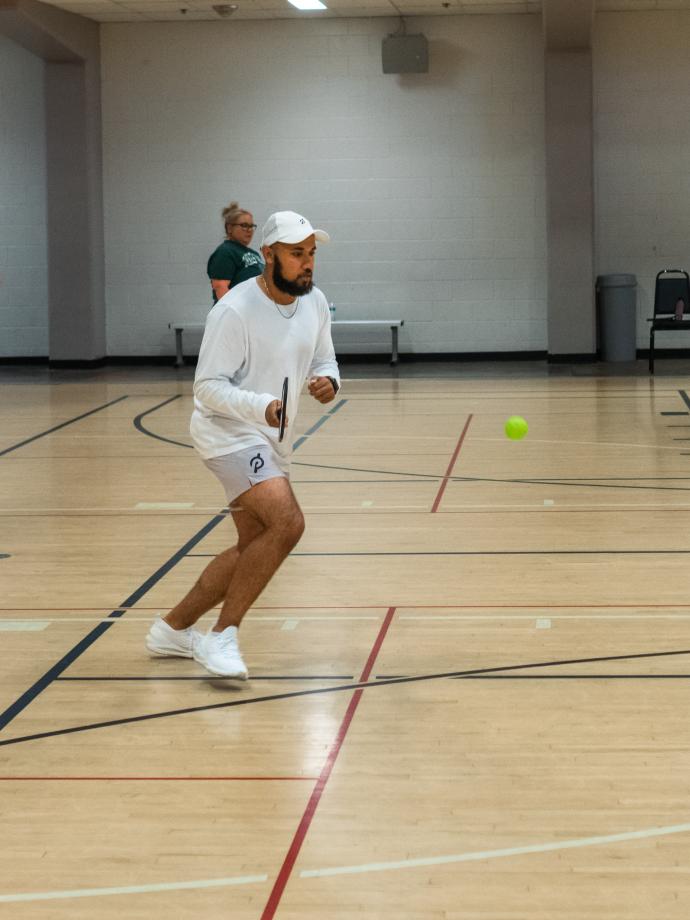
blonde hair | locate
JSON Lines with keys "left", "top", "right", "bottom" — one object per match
{"left": 222, "top": 201, "right": 250, "bottom": 234}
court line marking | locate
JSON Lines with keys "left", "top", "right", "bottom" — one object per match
{"left": 292, "top": 461, "right": 690, "bottom": 495}
{"left": 56, "top": 675, "right": 355, "bottom": 682}
{"left": 399, "top": 614, "right": 690, "bottom": 620}
{"left": 290, "top": 549, "right": 690, "bottom": 556}
{"left": 0, "top": 512, "right": 227, "bottom": 732}
{"left": 0, "top": 621, "right": 49, "bottom": 631}
{"left": 10, "top": 612, "right": 690, "bottom": 625}
{"left": 0, "top": 776, "right": 315, "bottom": 781}
{"left": 0, "top": 395, "right": 129, "bottom": 458}
{"left": 134, "top": 502, "right": 195, "bottom": 510}
{"left": 0, "top": 873, "right": 269, "bottom": 903}
{"left": 0, "top": 616, "right": 380, "bottom": 626}
{"left": 10, "top": 502, "right": 690, "bottom": 517}
{"left": 3, "top": 603, "right": 690, "bottom": 611}
{"left": 3, "top": 645, "right": 689, "bottom": 749}
{"left": 134, "top": 397, "right": 347, "bottom": 453}
{"left": 0, "top": 401, "right": 344, "bottom": 733}
{"left": 431, "top": 414, "right": 473, "bottom": 513}
{"left": 259, "top": 606, "right": 396, "bottom": 920}
{"left": 54, "top": 674, "right": 690, "bottom": 683}
{"left": 291, "top": 399, "right": 347, "bottom": 451}
{"left": 132, "top": 394, "right": 190, "bottom": 448}
{"left": 300, "top": 822, "right": 690, "bottom": 879}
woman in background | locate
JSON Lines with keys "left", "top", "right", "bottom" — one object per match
{"left": 207, "top": 202, "right": 263, "bottom": 304}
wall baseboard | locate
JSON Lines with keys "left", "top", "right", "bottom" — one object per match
{"left": 547, "top": 352, "right": 597, "bottom": 363}
{"left": 4, "top": 348, "right": 689, "bottom": 368}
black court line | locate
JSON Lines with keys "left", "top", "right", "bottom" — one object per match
{"left": 133, "top": 395, "right": 190, "bottom": 448}
{"left": 56, "top": 675, "right": 354, "bottom": 682}
{"left": 662, "top": 411, "right": 689, "bottom": 416}
{"left": 2, "top": 646, "right": 689, "bottom": 748}
{"left": 0, "top": 512, "right": 228, "bottom": 732}
{"left": 134, "top": 396, "right": 347, "bottom": 452}
{"left": 186, "top": 547, "right": 690, "bottom": 559}
{"left": 0, "top": 397, "right": 345, "bottom": 734}
{"left": 457, "top": 674, "right": 690, "bottom": 679}
{"left": 679, "top": 390, "right": 690, "bottom": 413}
{"left": 291, "top": 399, "right": 347, "bottom": 450}
{"left": 0, "top": 395, "right": 129, "bottom": 457}
{"left": 292, "top": 460, "right": 690, "bottom": 495}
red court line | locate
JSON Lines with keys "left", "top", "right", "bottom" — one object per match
{"left": 4, "top": 603, "right": 690, "bottom": 613}
{"left": 0, "top": 776, "right": 315, "bottom": 781}
{"left": 430, "top": 414, "right": 473, "bottom": 513}
{"left": 260, "top": 606, "right": 397, "bottom": 920}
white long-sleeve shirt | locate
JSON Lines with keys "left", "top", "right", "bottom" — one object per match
{"left": 190, "top": 277, "right": 340, "bottom": 462}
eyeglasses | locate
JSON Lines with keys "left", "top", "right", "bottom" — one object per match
{"left": 232, "top": 222, "right": 257, "bottom": 231}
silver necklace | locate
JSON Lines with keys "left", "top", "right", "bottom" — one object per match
{"left": 262, "top": 276, "right": 299, "bottom": 319}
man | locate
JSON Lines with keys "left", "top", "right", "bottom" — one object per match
{"left": 145, "top": 211, "right": 341, "bottom": 678}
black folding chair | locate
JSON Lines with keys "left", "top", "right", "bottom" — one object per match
{"left": 648, "top": 269, "right": 690, "bottom": 373}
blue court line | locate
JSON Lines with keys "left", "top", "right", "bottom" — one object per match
{"left": 0, "top": 395, "right": 129, "bottom": 457}
{"left": 0, "top": 513, "right": 227, "bottom": 732}
{"left": 292, "top": 399, "right": 346, "bottom": 450}
{"left": 0, "top": 396, "right": 346, "bottom": 734}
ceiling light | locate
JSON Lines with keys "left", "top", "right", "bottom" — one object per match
{"left": 287, "top": 0, "right": 327, "bottom": 9}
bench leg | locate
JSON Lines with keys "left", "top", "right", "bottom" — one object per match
{"left": 390, "top": 325, "right": 399, "bottom": 365}
{"left": 174, "top": 329, "right": 184, "bottom": 368}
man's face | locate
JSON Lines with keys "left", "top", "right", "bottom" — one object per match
{"left": 269, "top": 236, "right": 317, "bottom": 296}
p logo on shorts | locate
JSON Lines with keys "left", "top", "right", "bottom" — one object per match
{"left": 250, "top": 453, "right": 265, "bottom": 474}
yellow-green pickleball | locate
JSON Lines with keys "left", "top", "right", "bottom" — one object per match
{"left": 505, "top": 415, "right": 528, "bottom": 440}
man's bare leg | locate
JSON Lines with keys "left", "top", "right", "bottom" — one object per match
{"left": 190, "top": 477, "right": 304, "bottom": 677}
{"left": 164, "top": 513, "right": 264, "bottom": 631}
{"left": 145, "top": 500, "right": 267, "bottom": 660}
{"left": 211, "top": 476, "right": 304, "bottom": 631}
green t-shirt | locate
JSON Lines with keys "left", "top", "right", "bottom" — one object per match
{"left": 207, "top": 240, "right": 264, "bottom": 302}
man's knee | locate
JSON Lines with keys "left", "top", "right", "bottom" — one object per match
{"left": 278, "top": 507, "right": 305, "bottom": 550}
{"left": 241, "top": 478, "right": 305, "bottom": 548}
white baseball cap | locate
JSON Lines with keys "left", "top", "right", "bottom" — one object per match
{"left": 261, "top": 211, "right": 330, "bottom": 248}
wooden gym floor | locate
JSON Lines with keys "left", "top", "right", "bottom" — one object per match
{"left": 1, "top": 361, "right": 690, "bottom": 919}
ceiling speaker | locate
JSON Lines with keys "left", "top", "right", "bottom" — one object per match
{"left": 381, "top": 34, "right": 429, "bottom": 74}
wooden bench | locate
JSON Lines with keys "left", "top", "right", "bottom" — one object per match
{"left": 169, "top": 319, "right": 405, "bottom": 367}
{"left": 332, "top": 320, "right": 404, "bottom": 365}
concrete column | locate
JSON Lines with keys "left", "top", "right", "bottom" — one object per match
{"left": 0, "top": 0, "right": 105, "bottom": 364}
{"left": 543, "top": 0, "right": 596, "bottom": 360}
{"left": 544, "top": 49, "right": 595, "bottom": 357}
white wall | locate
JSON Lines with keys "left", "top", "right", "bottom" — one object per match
{"left": 101, "top": 14, "right": 547, "bottom": 357}
{"left": 595, "top": 11, "right": 690, "bottom": 348}
{"left": 0, "top": 36, "right": 48, "bottom": 358}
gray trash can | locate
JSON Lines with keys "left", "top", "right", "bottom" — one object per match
{"left": 596, "top": 273, "right": 637, "bottom": 361}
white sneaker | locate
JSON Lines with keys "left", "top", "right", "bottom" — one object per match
{"left": 193, "top": 625, "right": 249, "bottom": 679}
{"left": 145, "top": 616, "right": 199, "bottom": 659}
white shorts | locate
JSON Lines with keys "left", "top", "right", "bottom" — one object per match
{"left": 203, "top": 445, "right": 289, "bottom": 506}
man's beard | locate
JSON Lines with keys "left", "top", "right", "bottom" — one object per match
{"left": 272, "top": 252, "right": 314, "bottom": 296}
